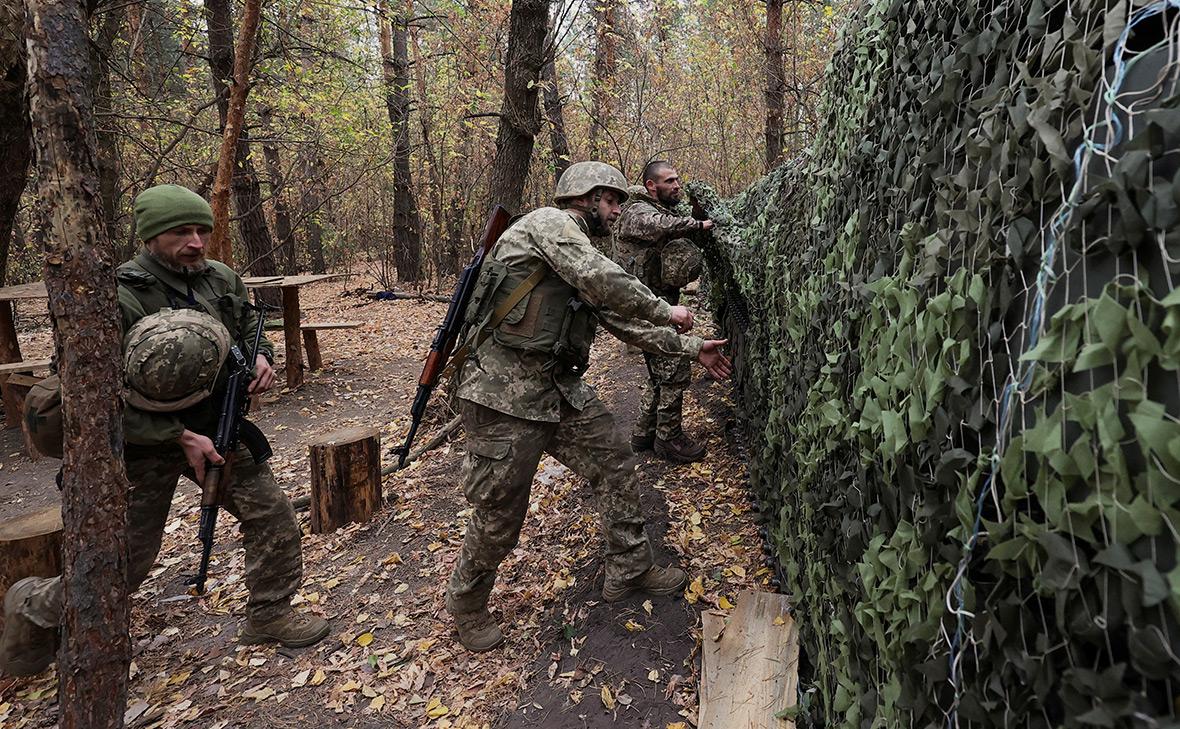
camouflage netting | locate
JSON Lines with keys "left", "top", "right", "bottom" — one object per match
{"left": 689, "top": 0, "right": 1180, "bottom": 726}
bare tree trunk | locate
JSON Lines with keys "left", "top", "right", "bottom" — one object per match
{"left": 300, "top": 157, "right": 327, "bottom": 273}
{"left": 24, "top": 2, "right": 130, "bottom": 727}
{"left": 204, "top": 0, "right": 262, "bottom": 267}
{"left": 260, "top": 105, "right": 297, "bottom": 275}
{"left": 764, "top": 0, "right": 785, "bottom": 171}
{"left": 408, "top": 21, "right": 447, "bottom": 280}
{"left": 588, "top": 0, "right": 619, "bottom": 161}
{"left": 0, "top": 0, "right": 31, "bottom": 287}
{"left": 91, "top": 3, "right": 123, "bottom": 237}
{"left": 377, "top": 0, "right": 422, "bottom": 282}
{"left": 487, "top": 0, "right": 547, "bottom": 215}
{"left": 541, "top": 16, "right": 571, "bottom": 188}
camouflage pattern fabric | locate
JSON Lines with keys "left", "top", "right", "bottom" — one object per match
{"left": 14, "top": 444, "right": 302, "bottom": 628}
{"left": 659, "top": 238, "right": 703, "bottom": 290}
{"left": 613, "top": 192, "right": 701, "bottom": 295}
{"left": 446, "top": 398, "right": 653, "bottom": 614}
{"left": 553, "top": 161, "right": 630, "bottom": 203}
{"left": 455, "top": 206, "right": 702, "bottom": 423}
{"left": 123, "top": 308, "right": 231, "bottom": 413}
{"left": 634, "top": 352, "right": 693, "bottom": 441}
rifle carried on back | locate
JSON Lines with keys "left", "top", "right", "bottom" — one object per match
{"left": 392, "top": 205, "right": 512, "bottom": 471}
{"left": 191, "top": 301, "right": 273, "bottom": 594}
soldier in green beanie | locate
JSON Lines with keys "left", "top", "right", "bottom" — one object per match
{"left": 0, "top": 185, "right": 329, "bottom": 678}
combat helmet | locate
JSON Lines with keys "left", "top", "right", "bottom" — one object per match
{"left": 123, "top": 308, "right": 231, "bottom": 412}
{"left": 554, "top": 161, "right": 630, "bottom": 204}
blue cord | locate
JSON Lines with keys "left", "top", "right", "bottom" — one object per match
{"left": 944, "top": 2, "right": 1180, "bottom": 725}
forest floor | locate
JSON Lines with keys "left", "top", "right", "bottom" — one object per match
{"left": 0, "top": 277, "right": 770, "bottom": 729}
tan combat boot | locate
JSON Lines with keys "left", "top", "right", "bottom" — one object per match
{"left": 602, "top": 564, "right": 688, "bottom": 603}
{"left": 654, "top": 434, "right": 706, "bottom": 463}
{"left": 240, "top": 609, "right": 330, "bottom": 648}
{"left": 452, "top": 609, "right": 505, "bottom": 653}
{"left": 0, "top": 577, "right": 59, "bottom": 677}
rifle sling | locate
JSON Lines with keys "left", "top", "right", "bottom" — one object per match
{"left": 442, "top": 264, "right": 546, "bottom": 379}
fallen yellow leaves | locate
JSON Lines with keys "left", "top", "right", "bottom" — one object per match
{"left": 686, "top": 576, "right": 706, "bottom": 604}
{"left": 356, "top": 631, "right": 375, "bottom": 646}
{"left": 600, "top": 685, "right": 616, "bottom": 710}
{"left": 624, "top": 619, "right": 645, "bottom": 632}
{"left": 719, "top": 596, "right": 736, "bottom": 610}
{"left": 425, "top": 696, "right": 450, "bottom": 718}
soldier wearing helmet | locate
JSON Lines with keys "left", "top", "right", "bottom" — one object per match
{"left": 445, "top": 161, "right": 733, "bottom": 652}
{"left": 1, "top": 185, "right": 328, "bottom": 679}
{"left": 613, "top": 160, "right": 712, "bottom": 463}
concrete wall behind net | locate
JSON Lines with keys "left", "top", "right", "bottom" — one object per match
{"left": 690, "top": 0, "right": 1180, "bottom": 725}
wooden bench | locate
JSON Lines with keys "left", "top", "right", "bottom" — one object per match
{"left": 300, "top": 321, "right": 360, "bottom": 371}
{"left": 0, "top": 359, "right": 51, "bottom": 430}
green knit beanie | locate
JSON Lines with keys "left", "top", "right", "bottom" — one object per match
{"left": 134, "top": 184, "right": 214, "bottom": 241}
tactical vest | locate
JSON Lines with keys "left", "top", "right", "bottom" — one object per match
{"left": 464, "top": 256, "right": 598, "bottom": 376}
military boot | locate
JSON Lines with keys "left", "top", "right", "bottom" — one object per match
{"left": 630, "top": 433, "right": 655, "bottom": 452}
{"left": 0, "top": 577, "right": 59, "bottom": 677}
{"left": 654, "top": 433, "right": 706, "bottom": 463}
{"left": 602, "top": 564, "right": 688, "bottom": 603}
{"left": 452, "top": 609, "right": 505, "bottom": 652}
{"left": 240, "top": 609, "right": 330, "bottom": 648}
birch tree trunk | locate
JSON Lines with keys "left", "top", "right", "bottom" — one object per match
{"left": 487, "top": 0, "right": 547, "bottom": 215}
{"left": 24, "top": 2, "right": 130, "bottom": 727}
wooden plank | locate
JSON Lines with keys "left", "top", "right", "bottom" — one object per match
{"left": 300, "top": 321, "right": 361, "bottom": 330}
{"left": 0, "top": 359, "right": 51, "bottom": 375}
{"left": 699, "top": 590, "right": 799, "bottom": 729}
{"left": 0, "top": 282, "right": 49, "bottom": 302}
{"left": 242, "top": 273, "right": 350, "bottom": 288}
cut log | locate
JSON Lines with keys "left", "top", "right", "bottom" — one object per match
{"left": 699, "top": 590, "right": 799, "bottom": 729}
{"left": 308, "top": 426, "right": 381, "bottom": 534}
{"left": 0, "top": 506, "right": 64, "bottom": 633}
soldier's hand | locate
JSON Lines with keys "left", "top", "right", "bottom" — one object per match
{"left": 249, "top": 354, "right": 275, "bottom": 394}
{"left": 700, "top": 219, "right": 715, "bottom": 231}
{"left": 668, "top": 305, "right": 695, "bottom": 333}
{"left": 697, "top": 340, "right": 732, "bottom": 380}
{"left": 178, "top": 429, "right": 224, "bottom": 484}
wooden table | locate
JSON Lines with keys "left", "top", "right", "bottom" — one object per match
{"left": 241, "top": 274, "right": 347, "bottom": 388}
{"left": 0, "top": 273, "right": 346, "bottom": 420}
{"left": 0, "top": 283, "right": 49, "bottom": 427}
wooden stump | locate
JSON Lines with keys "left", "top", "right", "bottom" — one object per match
{"left": 0, "top": 506, "right": 64, "bottom": 633}
{"left": 308, "top": 427, "right": 381, "bottom": 534}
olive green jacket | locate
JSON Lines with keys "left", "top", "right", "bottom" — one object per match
{"left": 117, "top": 252, "right": 274, "bottom": 446}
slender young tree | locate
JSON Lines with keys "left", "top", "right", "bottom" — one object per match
{"left": 541, "top": 13, "right": 571, "bottom": 188}
{"left": 24, "top": 1, "right": 130, "bottom": 727}
{"left": 377, "top": 0, "right": 423, "bottom": 281}
{"left": 764, "top": 0, "right": 786, "bottom": 171}
{"left": 588, "top": 0, "right": 620, "bottom": 161}
{"left": 0, "top": 0, "right": 30, "bottom": 286}
{"left": 487, "top": 0, "right": 547, "bottom": 214}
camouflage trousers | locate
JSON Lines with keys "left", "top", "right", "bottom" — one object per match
{"left": 446, "top": 396, "right": 654, "bottom": 614}
{"left": 15, "top": 444, "right": 302, "bottom": 629}
{"left": 633, "top": 351, "right": 692, "bottom": 441}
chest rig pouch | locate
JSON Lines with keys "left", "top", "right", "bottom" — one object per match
{"left": 465, "top": 257, "right": 597, "bottom": 375}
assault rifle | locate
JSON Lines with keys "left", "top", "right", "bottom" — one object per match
{"left": 392, "top": 204, "right": 512, "bottom": 471}
{"left": 191, "top": 301, "right": 273, "bottom": 594}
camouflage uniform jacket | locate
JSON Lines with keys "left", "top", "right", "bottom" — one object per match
{"left": 116, "top": 252, "right": 275, "bottom": 446}
{"left": 613, "top": 191, "right": 702, "bottom": 297}
{"left": 455, "top": 207, "right": 703, "bottom": 423}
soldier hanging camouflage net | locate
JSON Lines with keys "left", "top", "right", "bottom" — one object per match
{"left": 446, "top": 161, "right": 732, "bottom": 652}
{"left": 0, "top": 185, "right": 329, "bottom": 678}
{"left": 613, "top": 161, "right": 710, "bottom": 462}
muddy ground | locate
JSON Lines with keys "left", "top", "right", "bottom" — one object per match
{"left": 0, "top": 279, "right": 768, "bottom": 728}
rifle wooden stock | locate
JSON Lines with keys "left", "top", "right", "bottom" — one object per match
{"left": 393, "top": 204, "right": 511, "bottom": 470}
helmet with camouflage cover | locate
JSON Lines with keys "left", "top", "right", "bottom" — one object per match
{"left": 660, "top": 238, "right": 703, "bottom": 289}
{"left": 554, "top": 161, "right": 630, "bottom": 204}
{"left": 123, "top": 309, "right": 231, "bottom": 413}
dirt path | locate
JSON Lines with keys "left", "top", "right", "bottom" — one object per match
{"left": 0, "top": 280, "right": 768, "bottom": 729}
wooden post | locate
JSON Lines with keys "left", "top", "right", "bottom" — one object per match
{"left": 0, "top": 301, "right": 21, "bottom": 429}
{"left": 302, "top": 329, "right": 322, "bottom": 371}
{"left": 308, "top": 427, "right": 381, "bottom": 534}
{"left": 0, "top": 506, "right": 64, "bottom": 634}
{"left": 281, "top": 285, "right": 303, "bottom": 387}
